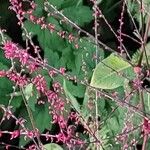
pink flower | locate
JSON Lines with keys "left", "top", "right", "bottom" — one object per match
{"left": 27, "top": 145, "right": 36, "bottom": 150}
{"left": 56, "top": 133, "right": 68, "bottom": 143}
{"left": 59, "top": 67, "right": 66, "bottom": 75}
{"left": 7, "top": 71, "right": 28, "bottom": 87}
{"left": 2, "top": 41, "right": 29, "bottom": 66}
{"left": 16, "top": 117, "right": 26, "bottom": 126}
{"left": 143, "top": 118, "right": 150, "bottom": 134}
{"left": 2, "top": 41, "right": 18, "bottom": 59}
{"left": 134, "top": 66, "right": 142, "bottom": 74}
{"left": 46, "top": 90, "right": 58, "bottom": 101}
{"left": 32, "top": 75, "right": 47, "bottom": 93}
{"left": 26, "top": 130, "right": 34, "bottom": 139}
{"left": 27, "top": 61, "right": 39, "bottom": 73}
{"left": 0, "top": 70, "right": 6, "bottom": 77}
{"left": 52, "top": 82, "right": 61, "bottom": 92}
{"left": 18, "top": 50, "right": 29, "bottom": 65}
{"left": 10, "top": 130, "right": 20, "bottom": 140}
{"left": 47, "top": 23, "right": 55, "bottom": 32}
{"left": 48, "top": 69, "right": 57, "bottom": 77}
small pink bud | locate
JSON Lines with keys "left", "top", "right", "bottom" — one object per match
{"left": 0, "top": 70, "right": 6, "bottom": 77}
{"left": 134, "top": 66, "right": 142, "bottom": 74}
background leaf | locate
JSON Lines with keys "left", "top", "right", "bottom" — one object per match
{"left": 91, "top": 54, "right": 135, "bottom": 89}
{"left": 63, "top": 79, "right": 81, "bottom": 112}
{"left": 44, "top": 143, "right": 63, "bottom": 150}
{"left": 63, "top": 6, "right": 93, "bottom": 26}
{"left": 19, "top": 104, "right": 51, "bottom": 146}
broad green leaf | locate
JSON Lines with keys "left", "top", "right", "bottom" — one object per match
{"left": 58, "top": 46, "right": 76, "bottom": 70}
{"left": 74, "top": 52, "right": 82, "bottom": 75}
{"left": 20, "top": 104, "right": 51, "bottom": 131}
{"left": 78, "top": 37, "right": 104, "bottom": 70}
{"left": 0, "top": 62, "right": 13, "bottom": 106}
{"left": 47, "top": 0, "right": 64, "bottom": 8}
{"left": 0, "top": 62, "right": 23, "bottom": 109}
{"left": 61, "top": 0, "right": 83, "bottom": 8}
{"left": 10, "top": 95, "right": 23, "bottom": 108}
{"left": 63, "top": 6, "right": 93, "bottom": 26}
{"left": 0, "top": 62, "right": 8, "bottom": 70}
{"left": 24, "top": 19, "right": 65, "bottom": 50}
{"left": 64, "top": 80, "right": 85, "bottom": 98}
{"left": 63, "top": 79, "right": 81, "bottom": 112}
{"left": 91, "top": 54, "right": 134, "bottom": 89}
{"left": 19, "top": 104, "right": 51, "bottom": 146}
{"left": 0, "top": 33, "right": 11, "bottom": 68}
{"left": 0, "top": 51, "right": 11, "bottom": 67}
{"left": 44, "top": 47, "right": 60, "bottom": 67}
{"left": 35, "top": 0, "right": 63, "bottom": 9}
{"left": 0, "top": 77, "right": 13, "bottom": 106}
{"left": 44, "top": 143, "right": 63, "bottom": 150}
{"left": 0, "top": 82, "right": 22, "bottom": 109}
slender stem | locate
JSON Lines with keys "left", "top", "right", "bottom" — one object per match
{"left": 138, "top": 0, "right": 149, "bottom": 68}
{"left": 20, "top": 87, "right": 42, "bottom": 150}
{"left": 93, "top": 1, "right": 103, "bottom": 149}
{"left": 137, "top": 12, "right": 148, "bottom": 142}
{"left": 142, "top": 134, "right": 148, "bottom": 150}
{"left": 138, "top": 2, "right": 148, "bottom": 142}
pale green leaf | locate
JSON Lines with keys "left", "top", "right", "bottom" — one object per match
{"left": 44, "top": 143, "right": 63, "bottom": 150}
{"left": 90, "top": 54, "right": 134, "bottom": 89}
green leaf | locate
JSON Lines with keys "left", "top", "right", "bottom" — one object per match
{"left": 0, "top": 62, "right": 23, "bottom": 108}
{"left": 61, "top": 0, "right": 83, "bottom": 8}
{"left": 63, "top": 79, "right": 81, "bottom": 112}
{"left": 20, "top": 104, "right": 51, "bottom": 131}
{"left": 10, "top": 95, "right": 23, "bottom": 109}
{"left": 63, "top": 6, "right": 93, "bottom": 26}
{"left": 0, "top": 62, "right": 8, "bottom": 70}
{"left": 58, "top": 46, "right": 76, "bottom": 70}
{"left": 90, "top": 54, "right": 134, "bottom": 89}
{"left": 78, "top": 37, "right": 104, "bottom": 71}
{"left": 19, "top": 104, "right": 51, "bottom": 146}
{"left": 24, "top": 19, "right": 65, "bottom": 50}
{"left": 35, "top": 0, "right": 63, "bottom": 9}
{"left": 24, "top": 83, "right": 34, "bottom": 100}
{"left": 44, "top": 143, "right": 63, "bottom": 150}
{"left": 44, "top": 47, "right": 60, "bottom": 67}
{"left": 0, "top": 77, "right": 13, "bottom": 106}
{"left": 47, "top": 0, "right": 64, "bottom": 8}
{"left": 0, "top": 51, "right": 11, "bottom": 67}
{"left": 23, "top": 83, "right": 39, "bottom": 111}
{"left": 64, "top": 80, "right": 85, "bottom": 98}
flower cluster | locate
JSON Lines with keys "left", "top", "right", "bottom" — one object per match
{"left": 2, "top": 41, "right": 29, "bottom": 65}
{"left": 32, "top": 75, "right": 47, "bottom": 93}
{"left": 143, "top": 118, "right": 150, "bottom": 134}
{"left": 7, "top": 71, "right": 28, "bottom": 87}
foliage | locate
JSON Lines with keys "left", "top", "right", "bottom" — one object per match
{"left": 0, "top": 0, "right": 150, "bottom": 150}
